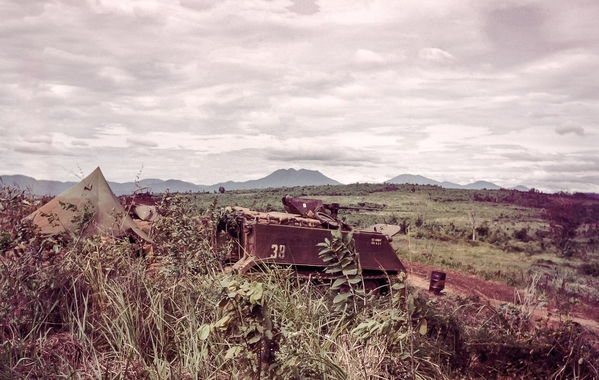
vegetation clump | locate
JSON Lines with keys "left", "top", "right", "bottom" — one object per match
{"left": 1, "top": 184, "right": 599, "bottom": 379}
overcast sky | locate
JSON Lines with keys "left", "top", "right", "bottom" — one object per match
{"left": 1, "top": 0, "right": 598, "bottom": 192}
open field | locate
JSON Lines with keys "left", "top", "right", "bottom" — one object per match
{"left": 193, "top": 184, "right": 599, "bottom": 308}
{"left": 2, "top": 183, "right": 599, "bottom": 379}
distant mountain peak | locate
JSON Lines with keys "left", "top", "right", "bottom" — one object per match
{"left": 385, "top": 174, "right": 441, "bottom": 186}
{"left": 386, "top": 174, "right": 528, "bottom": 191}
{"left": 215, "top": 168, "right": 341, "bottom": 190}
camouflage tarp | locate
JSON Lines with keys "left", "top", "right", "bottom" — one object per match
{"left": 27, "top": 167, "right": 151, "bottom": 242}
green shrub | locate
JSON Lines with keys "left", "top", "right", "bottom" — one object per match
{"left": 579, "top": 262, "right": 599, "bottom": 277}
{"left": 514, "top": 227, "right": 529, "bottom": 242}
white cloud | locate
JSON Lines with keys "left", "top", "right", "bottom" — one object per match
{"left": 0, "top": 0, "right": 598, "bottom": 192}
{"left": 354, "top": 49, "right": 388, "bottom": 64}
{"left": 418, "top": 48, "right": 456, "bottom": 64}
{"left": 555, "top": 123, "right": 585, "bottom": 136}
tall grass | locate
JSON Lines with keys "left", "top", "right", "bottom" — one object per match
{"left": 2, "top": 189, "right": 599, "bottom": 379}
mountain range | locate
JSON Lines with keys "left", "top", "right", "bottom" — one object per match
{"left": 0, "top": 169, "right": 527, "bottom": 197}
{"left": 0, "top": 169, "right": 341, "bottom": 196}
{"left": 385, "top": 174, "right": 529, "bottom": 192}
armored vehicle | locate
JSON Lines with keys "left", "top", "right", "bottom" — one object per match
{"left": 220, "top": 196, "right": 406, "bottom": 290}
{"left": 120, "top": 187, "right": 160, "bottom": 221}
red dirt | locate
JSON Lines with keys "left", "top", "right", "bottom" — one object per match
{"left": 406, "top": 261, "right": 515, "bottom": 303}
{"left": 404, "top": 260, "right": 599, "bottom": 333}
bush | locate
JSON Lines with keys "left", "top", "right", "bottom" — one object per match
{"left": 579, "top": 262, "right": 599, "bottom": 277}
{"left": 514, "top": 227, "right": 529, "bottom": 242}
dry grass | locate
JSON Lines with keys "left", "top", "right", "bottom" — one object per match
{"left": 2, "top": 185, "right": 599, "bottom": 379}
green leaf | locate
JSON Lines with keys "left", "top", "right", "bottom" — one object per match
{"left": 265, "top": 329, "right": 273, "bottom": 340}
{"left": 380, "top": 321, "right": 391, "bottom": 335}
{"left": 408, "top": 295, "right": 415, "bottom": 315}
{"left": 342, "top": 264, "right": 358, "bottom": 276}
{"left": 332, "top": 278, "right": 347, "bottom": 289}
{"left": 225, "top": 346, "right": 242, "bottom": 360}
{"left": 213, "top": 315, "right": 232, "bottom": 330}
{"left": 249, "top": 283, "right": 264, "bottom": 305}
{"left": 333, "top": 292, "right": 353, "bottom": 304}
{"left": 318, "top": 248, "right": 333, "bottom": 256}
{"left": 325, "top": 264, "right": 342, "bottom": 273}
{"left": 247, "top": 334, "right": 261, "bottom": 344}
{"left": 340, "top": 257, "right": 355, "bottom": 267}
{"left": 198, "top": 324, "right": 210, "bottom": 340}
{"left": 343, "top": 232, "right": 353, "bottom": 245}
{"left": 353, "top": 320, "right": 375, "bottom": 331}
{"left": 348, "top": 277, "right": 362, "bottom": 284}
{"left": 418, "top": 319, "right": 428, "bottom": 335}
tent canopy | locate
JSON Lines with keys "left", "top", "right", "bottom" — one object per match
{"left": 27, "top": 167, "right": 151, "bottom": 242}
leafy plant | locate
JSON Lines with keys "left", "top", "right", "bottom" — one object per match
{"left": 151, "top": 192, "right": 223, "bottom": 276}
{"left": 350, "top": 275, "right": 440, "bottom": 379}
{"left": 317, "top": 229, "right": 365, "bottom": 312}
{"left": 212, "top": 276, "right": 280, "bottom": 379}
{"left": 546, "top": 199, "right": 586, "bottom": 257}
{"left": 65, "top": 200, "right": 95, "bottom": 236}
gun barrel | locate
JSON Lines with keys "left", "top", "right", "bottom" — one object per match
{"left": 324, "top": 203, "right": 383, "bottom": 212}
{"left": 337, "top": 206, "right": 381, "bottom": 211}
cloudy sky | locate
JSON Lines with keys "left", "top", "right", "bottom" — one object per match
{"left": 1, "top": 0, "right": 598, "bottom": 192}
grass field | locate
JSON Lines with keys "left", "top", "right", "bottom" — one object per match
{"left": 2, "top": 183, "right": 599, "bottom": 379}
{"left": 198, "top": 184, "right": 599, "bottom": 318}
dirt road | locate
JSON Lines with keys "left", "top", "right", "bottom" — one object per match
{"left": 404, "top": 261, "right": 599, "bottom": 333}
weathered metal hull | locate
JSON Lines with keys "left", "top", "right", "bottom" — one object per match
{"left": 232, "top": 221, "right": 405, "bottom": 278}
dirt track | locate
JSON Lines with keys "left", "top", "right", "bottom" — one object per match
{"left": 404, "top": 261, "right": 599, "bottom": 333}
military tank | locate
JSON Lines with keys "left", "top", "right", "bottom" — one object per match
{"left": 220, "top": 195, "right": 406, "bottom": 291}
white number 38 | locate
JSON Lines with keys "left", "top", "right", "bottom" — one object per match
{"left": 270, "top": 244, "right": 286, "bottom": 259}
